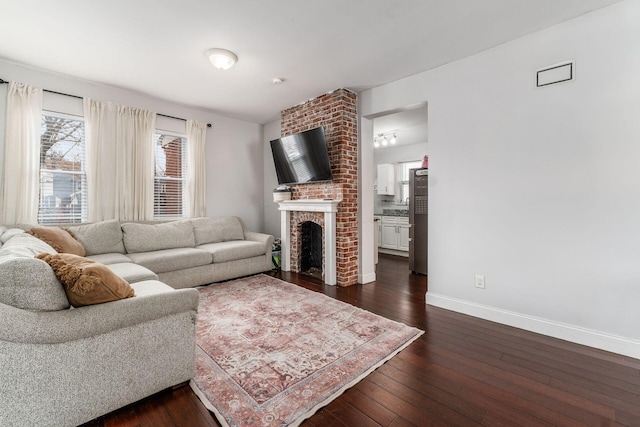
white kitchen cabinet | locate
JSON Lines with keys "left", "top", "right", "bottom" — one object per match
{"left": 398, "top": 223, "right": 410, "bottom": 251}
{"left": 377, "top": 164, "right": 395, "bottom": 195}
{"left": 381, "top": 221, "right": 398, "bottom": 249}
{"left": 374, "top": 216, "right": 381, "bottom": 249}
{"left": 380, "top": 216, "right": 409, "bottom": 251}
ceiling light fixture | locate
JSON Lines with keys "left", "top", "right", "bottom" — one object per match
{"left": 204, "top": 48, "right": 238, "bottom": 70}
{"left": 373, "top": 131, "right": 399, "bottom": 148}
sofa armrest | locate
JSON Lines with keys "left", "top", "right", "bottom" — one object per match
{"left": 0, "top": 287, "right": 199, "bottom": 345}
{"left": 244, "top": 231, "right": 274, "bottom": 249}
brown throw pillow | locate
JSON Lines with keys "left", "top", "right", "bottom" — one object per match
{"left": 27, "top": 227, "right": 86, "bottom": 256}
{"left": 36, "top": 253, "right": 135, "bottom": 307}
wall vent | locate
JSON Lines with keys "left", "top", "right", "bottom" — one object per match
{"left": 536, "top": 61, "right": 574, "bottom": 87}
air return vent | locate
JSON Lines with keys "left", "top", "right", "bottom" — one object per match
{"left": 536, "top": 61, "right": 574, "bottom": 87}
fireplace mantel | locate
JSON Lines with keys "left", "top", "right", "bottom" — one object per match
{"left": 278, "top": 199, "right": 341, "bottom": 285}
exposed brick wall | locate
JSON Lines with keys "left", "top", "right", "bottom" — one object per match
{"left": 281, "top": 88, "right": 358, "bottom": 286}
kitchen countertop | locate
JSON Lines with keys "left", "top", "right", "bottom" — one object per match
{"left": 375, "top": 209, "right": 409, "bottom": 217}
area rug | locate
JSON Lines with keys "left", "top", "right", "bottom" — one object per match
{"left": 189, "top": 274, "right": 423, "bottom": 427}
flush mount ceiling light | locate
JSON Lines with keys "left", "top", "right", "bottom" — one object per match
{"left": 204, "top": 48, "right": 238, "bottom": 70}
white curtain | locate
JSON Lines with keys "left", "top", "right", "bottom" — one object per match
{"left": 186, "top": 119, "right": 207, "bottom": 218}
{"left": 1, "top": 82, "right": 43, "bottom": 224}
{"left": 84, "top": 99, "right": 156, "bottom": 222}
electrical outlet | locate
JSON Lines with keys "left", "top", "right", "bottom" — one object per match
{"left": 475, "top": 274, "right": 485, "bottom": 289}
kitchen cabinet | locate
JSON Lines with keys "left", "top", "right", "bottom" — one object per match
{"left": 374, "top": 215, "right": 381, "bottom": 248}
{"left": 398, "top": 223, "right": 410, "bottom": 251}
{"left": 380, "top": 221, "right": 398, "bottom": 249}
{"left": 377, "top": 164, "right": 395, "bottom": 195}
{"left": 380, "top": 216, "right": 409, "bottom": 251}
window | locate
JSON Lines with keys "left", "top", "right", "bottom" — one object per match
{"left": 401, "top": 160, "right": 423, "bottom": 181}
{"left": 38, "top": 112, "right": 87, "bottom": 224}
{"left": 154, "top": 132, "right": 187, "bottom": 219}
{"left": 400, "top": 160, "right": 423, "bottom": 204}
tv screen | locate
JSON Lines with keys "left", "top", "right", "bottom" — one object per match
{"left": 270, "top": 127, "right": 333, "bottom": 185}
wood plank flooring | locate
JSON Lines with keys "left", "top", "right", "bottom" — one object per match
{"left": 85, "top": 254, "right": 640, "bottom": 426}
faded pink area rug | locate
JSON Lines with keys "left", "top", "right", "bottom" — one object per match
{"left": 190, "top": 274, "right": 423, "bottom": 427}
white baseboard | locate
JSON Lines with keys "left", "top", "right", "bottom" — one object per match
{"left": 359, "top": 272, "right": 376, "bottom": 284}
{"left": 426, "top": 292, "right": 640, "bottom": 360}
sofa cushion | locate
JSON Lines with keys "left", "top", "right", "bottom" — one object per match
{"left": 26, "top": 227, "right": 86, "bottom": 256}
{"left": 129, "top": 280, "right": 176, "bottom": 297}
{"left": 36, "top": 253, "right": 135, "bottom": 307}
{"left": 67, "top": 220, "right": 126, "bottom": 255}
{"left": 0, "top": 233, "right": 57, "bottom": 263}
{"left": 0, "top": 227, "right": 25, "bottom": 244}
{"left": 191, "top": 217, "right": 245, "bottom": 245}
{"left": 86, "top": 253, "right": 132, "bottom": 265}
{"left": 0, "top": 257, "right": 70, "bottom": 311}
{"left": 126, "top": 247, "right": 212, "bottom": 274}
{"left": 197, "top": 240, "right": 266, "bottom": 263}
{"left": 121, "top": 221, "right": 195, "bottom": 253}
{"left": 105, "top": 262, "right": 158, "bottom": 283}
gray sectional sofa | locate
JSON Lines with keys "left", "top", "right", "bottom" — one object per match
{"left": 0, "top": 216, "right": 274, "bottom": 427}
{"left": 71, "top": 216, "right": 274, "bottom": 289}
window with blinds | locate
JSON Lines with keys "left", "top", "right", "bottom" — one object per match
{"left": 401, "top": 160, "right": 423, "bottom": 181}
{"left": 38, "top": 112, "right": 87, "bottom": 224}
{"left": 154, "top": 132, "right": 187, "bottom": 219}
{"left": 400, "top": 160, "right": 422, "bottom": 204}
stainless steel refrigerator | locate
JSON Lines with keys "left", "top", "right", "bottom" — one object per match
{"left": 409, "top": 168, "right": 428, "bottom": 275}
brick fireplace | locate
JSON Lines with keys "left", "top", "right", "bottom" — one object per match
{"left": 278, "top": 199, "right": 339, "bottom": 285}
{"left": 279, "top": 88, "right": 358, "bottom": 287}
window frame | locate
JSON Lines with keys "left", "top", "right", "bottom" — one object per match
{"left": 153, "top": 130, "right": 188, "bottom": 220}
{"left": 399, "top": 160, "right": 423, "bottom": 204}
{"left": 38, "top": 110, "right": 88, "bottom": 224}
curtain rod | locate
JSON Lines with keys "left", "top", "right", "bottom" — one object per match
{"left": 0, "top": 78, "right": 211, "bottom": 127}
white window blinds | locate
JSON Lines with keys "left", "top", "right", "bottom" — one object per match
{"left": 154, "top": 132, "right": 187, "bottom": 219}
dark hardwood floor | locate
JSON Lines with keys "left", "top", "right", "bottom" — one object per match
{"left": 85, "top": 254, "right": 640, "bottom": 426}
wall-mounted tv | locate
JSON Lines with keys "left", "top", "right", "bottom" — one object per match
{"left": 270, "top": 126, "right": 333, "bottom": 185}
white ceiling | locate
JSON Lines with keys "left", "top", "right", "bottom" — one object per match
{"left": 0, "top": 0, "right": 622, "bottom": 124}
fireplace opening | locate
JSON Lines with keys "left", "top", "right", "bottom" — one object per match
{"left": 300, "top": 221, "right": 322, "bottom": 279}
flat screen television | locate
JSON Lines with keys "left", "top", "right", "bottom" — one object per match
{"left": 270, "top": 126, "right": 333, "bottom": 185}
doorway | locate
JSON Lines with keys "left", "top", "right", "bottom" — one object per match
{"left": 372, "top": 105, "right": 428, "bottom": 264}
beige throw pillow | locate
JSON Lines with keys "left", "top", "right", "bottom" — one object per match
{"left": 36, "top": 253, "right": 134, "bottom": 307}
{"left": 27, "top": 227, "right": 86, "bottom": 256}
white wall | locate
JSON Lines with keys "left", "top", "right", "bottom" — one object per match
{"left": 358, "top": 113, "right": 376, "bottom": 283}
{"left": 373, "top": 142, "right": 426, "bottom": 167}
{"left": 263, "top": 119, "right": 281, "bottom": 238}
{"left": 0, "top": 60, "right": 265, "bottom": 231}
{"left": 360, "top": 0, "right": 640, "bottom": 358}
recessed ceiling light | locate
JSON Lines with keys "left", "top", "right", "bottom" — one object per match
{"left": 204, "top": 48, "right": 238, "bottom": 70}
